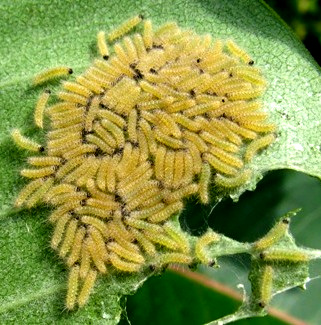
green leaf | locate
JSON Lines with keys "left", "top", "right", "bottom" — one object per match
{"left": 1, "top": 0, "right": 321, "bottom": 324}
{"left": 123, "top": 268, "right": 290, "bottom": 325}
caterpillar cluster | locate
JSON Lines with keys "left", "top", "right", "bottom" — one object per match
{"left": 252, "top": 216, "right": 310, "bottom": 308}
{"left": 12, "top": 15, "right": 275, "bottom": 309}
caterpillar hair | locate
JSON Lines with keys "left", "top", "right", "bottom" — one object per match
{"left": 33, "top": 66, "right": 73, "bottom": 86}
{"left": 11, "top": 129, "right": 44, "bottom": 152}
{"left": 34, "top": 89, "right": 51, "bottom": 128}
{"left": 97, "top": 31, "right": 109, "bottom": 60}
{"left": 108, "top": 15, "right": 143, "bottom": 42}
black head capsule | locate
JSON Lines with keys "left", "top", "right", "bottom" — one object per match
{"left": 81, "top": 129, "right": 94, "bottom": 138}
{"left": 121, "top": 205, "right": 130, "bottom": 217}
{"left": 157, "top": 180, "right": 164, "bottom": 190}
{"left": 39, "top": 146, "right": 45, "bottom": 152}
{"left": 248, "top": 60, "right": 254, "bottom": 66}
{"left": 131, "top": 141, "right": 139, "bottom": 148}
{"left": 282, "top": 218, "right": 290, "bottom": 224}
{"left": 148, "top": 156, "right": 155, "bottom": 166}
{"left": 94, "top": 147, "right": 104, "bottom": 157}
{"left": 68, "top": 68, "right": 73, "bottom": 74}
{"left": 152, "top": 43, "right": 164, "bottom": 49}
{"left": 189, "top": 89, "right": 196, "bottom": 97}
{"left": 208, "top": 260, "right": 216, "bottom": 267}
{"left": 113, "top": 146, "right": 124, "bottom": 155}
{"left": 114, "top": 194, "right": 122, "bottom": 203}
{"left": 187, "top": 262, "right": 198, "bottom": 271}
{"left": 60, "top": 157, "right": 67, "bottom": 165}
{"left": 103, "top": 55, "right": 109, "bottom": 60}
{"left": 133, "top": 68, "right": 144, "bottom": 81}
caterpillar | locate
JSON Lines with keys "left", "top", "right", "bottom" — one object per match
{"left": 34, "top": 89, "right": 51, "bottom": 128}
{"left": 158, "top": 253, "right": 193, "bottom": 266}
{"left": 215, "top": 169, "right": 251, "bottom": 188}
{"left": 66, "top": 265, "right": 80, "bottom": 310}
{"left": 245, "top": 134, "right": 275, "bottom": 162}
{"left": 259, "top": 250, "right": 310, "bottom": 263}
{"left": 253, "top": 217, "right": 290, "bottom": 251}
{"left": 33, "top": 66, "right": 73, "bottom": 85}
{"left": 258, "top": 265, "right": 273, "bottom": 308}
{"left": 195, "top": 229, "right": 220, "bottom": 265}
{"left": 108, "top": 15, "right": 144, "bottom": 42}
{"left": 11, "top": 129, "right": 44, "bottom": 152}
{"left": 226, "top": 40, "right": 254, "bottom": 65}
{"left": 77, "top": 269, "right": 97, "bottom": 307}
{"left": 97, "top": 31, "right": 109, "bottom": 59}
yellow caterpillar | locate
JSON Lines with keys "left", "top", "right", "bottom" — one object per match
{"left": 33, "top": 66, "right": 73, "bottom": 85}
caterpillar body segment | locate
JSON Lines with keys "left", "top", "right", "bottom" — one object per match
{"left": 12, "top": 129, "right": 43, "bottom": 152}
{"left": 33, "top": 66, "right": 73, "bottom": 85}
{"left": 108, "top": 15, "right": 143, "bottom": 42}
{"left": 97, "top": 31, "right": 109, "bottom": 59}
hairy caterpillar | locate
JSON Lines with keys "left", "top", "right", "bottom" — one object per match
{"left": 195, "top": 229, "right": 220, "bottom": 265}
{"left": 97, "top": 31, "right": 109, "bottom": 59}
{"left": 258, "top": 265, "right": 274, "bottom": 308}
{"left": 33, "top": 66, "right": 73, "bottom": 85}
{"left": 259, "top": 250, "right": 310, "bottom": 263}
{"left": 11, "top": 129, "right": 44, "bottom": 152}
{"left": 34, "top": 89, "right": 51, "bottom": 128}
{"left": 108, "top": 15, "right": 143, "bottom": 42}
{"left": 253, "top": 217, "right": 290, "bottom": 251}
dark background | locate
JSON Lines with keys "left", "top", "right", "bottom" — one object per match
{"left": 266, "top": 0, "right": 321, "bottom": 65}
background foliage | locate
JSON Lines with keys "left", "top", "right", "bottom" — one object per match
{"left": 266, "top": 0, "right": 321, "bottom": 66}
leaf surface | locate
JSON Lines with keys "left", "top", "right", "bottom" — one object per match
{"left": 1, "top": 0, "right": 321, "bottom": 323}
